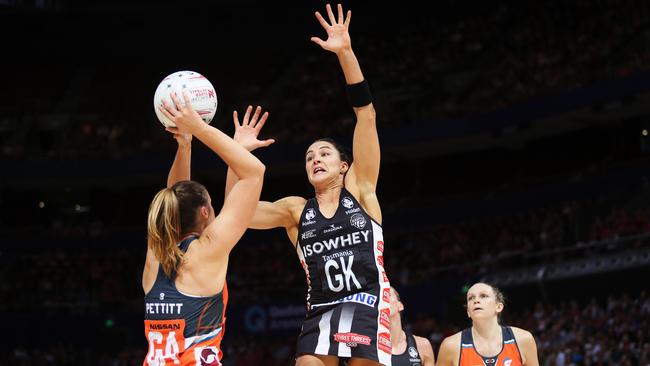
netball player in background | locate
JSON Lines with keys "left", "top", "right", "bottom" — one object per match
{"left": 388, "top": 287, "right": 435, "bottom": 366}
{"left": 437, "top": 283, "right": 540, "bottom": 366}
{"left": 142, "top": 92, "right": 266, "bottom": 365}
{"left": 342, "top": 287, "right": 434, "bottom": 366}
{"left": 225, "top": 4, "right": 391, "bottom": 365}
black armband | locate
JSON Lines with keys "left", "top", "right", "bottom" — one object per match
{"left": 346, "top": 79, "right": 373, "bottom": 108}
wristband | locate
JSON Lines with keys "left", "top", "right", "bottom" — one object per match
{"left": 346, "top": 79, "right": 372, "bottom": 108}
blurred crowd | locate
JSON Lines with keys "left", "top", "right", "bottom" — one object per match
{"left": 270, "top": 0, "right": 650, "bottom": 143}
{"left": 2, "top": 0, "right": 650, "bottom": 158}
{"left": 523, "top": 292, "right": 650, "bottom": 366}
{"left": 387, "top": 195, "right": 650, "bottom": 285}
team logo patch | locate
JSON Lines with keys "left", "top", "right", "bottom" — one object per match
{"left": 382, "top": 288, "right": 391, "bottom": 303}
{"left": 380, "top": 308, "right": 391, "bottom": 329}
{"left": 504, "top": 358, "right": 512, "bottom": 366}
{"left": 159, "top": 292, "right": 165, "bottom": 300}
{"left": 378, "top": 332, "right": 392, "bottom": 354}
{"left": 350, "top": 213, "right": 366, "bottom": 229}
{"left": 342, "top": 197, "right": 354, "bottom": 209}
{"left": 194, "top": 346, "right": 221, "bottom": 365}
{"left": 334, "top": 332, "right": 371, "bottom": 347}
{"left": 409, "top": 346, "right": 419, "bottom": 358}
{"left": 305, "top": 208, "right": 316, "bottom": 221}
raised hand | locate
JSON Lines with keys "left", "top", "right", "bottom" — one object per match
{"left": 233, "top": 105, "right": 275, "bottom": 152}
{"left": 159, "top": 92, "right": 205, "bottom": 136}
{"left": 311, "top": 3, "right": 352, "bottom": 54}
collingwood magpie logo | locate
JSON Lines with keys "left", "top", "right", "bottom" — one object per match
{"left": 409, "top": 346, "right": 419, "bottom": 358}
{"left": 342, "top": 196, "right": 360, "bottom": 215}
{"left": 350, "top": 213, "right": 367, "bottom": 229}
{"left": 159, "top": 292, "right": 165, "bottom": 301}
{"left": 342, "top": 197, "right": 354, "bottom": 209}
{"left": 302, "top": 208, "right": 317, "bottom": 226}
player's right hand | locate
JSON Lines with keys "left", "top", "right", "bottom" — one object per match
{"left": 233, "top": 105, "right": 275, "bottom": 152}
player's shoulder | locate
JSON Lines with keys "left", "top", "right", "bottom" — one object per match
{"left": 276, "top": 196, "right": 307, "bottom": 209}
{"left": 276, "top": 196, "right": 308, "bottom": 224}
{"left": 440, "top": 331, "right": 462, "bottom": 349}
{"left": 413, "top": 335, "right": 432, "bottom": 346}
{"left": 510, "top": 326, "right": 535, "bottom": 343}
{"left": 414, "top": 335, "right": 434, "bottom": 352}
{"left": 438, "top": 331, "right": 463, "bottom": 366}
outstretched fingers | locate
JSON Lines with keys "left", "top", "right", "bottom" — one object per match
{"left": 253, "top": 110, "right": 269, "bottom": 130}
{"left": 254, "top": 108, "right": 273, "bottom": 146}
{"left": 310, "top": 36, "right": 325, "bottom": 47}
{"left": 242, "top": 105, "right": 253, "bottom": 126}
{"left": 233, "top": 110, "right": 240, "bottom": 128}
{"left": 250, "top": 106, "right": 262, "bottom": 128}
{"left": 337, "top": 3, "right": 344, "bottom": 24}
{"left": 314, "top": 10, "right": 330, "bottom": 30}
{"left": 260, "top": 137, "right": 275, "bottom": 147}
{"left": 326, "top": 3, "right": 336, "bottom": 25}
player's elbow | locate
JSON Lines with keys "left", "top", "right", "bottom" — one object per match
{"left": 354, "top": 103, "right": 376, "bottom": 120}
{"left": 247, "top": 162, "right": 266, "bottom": 185}
{"left": 252, "top": 160, "right": 266, "bottom": 176}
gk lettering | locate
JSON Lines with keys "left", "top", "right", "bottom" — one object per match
{"left": 325, "top": 255, "right": 362, "bottom": 292}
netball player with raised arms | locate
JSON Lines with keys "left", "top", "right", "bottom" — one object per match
{"left": 226, "top": 4, "right": 391, "bottom": 366}
{"left": 437, "top": 283, "right": 539, "bottom": 366}
{"left": 142, "top": 92, "right": 266, "bottom": 365}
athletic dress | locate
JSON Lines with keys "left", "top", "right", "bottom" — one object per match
{"left": 295, "top": 187, "right": 392, "bottom": 365}
{"left": 143, "top": 235, "right": 228, "bottom": 366}
{"left": 392, "top": 332, "right": 423, "bottom": 366}
{"left": 459, "top": 326, "right": 523, "bottom": 366}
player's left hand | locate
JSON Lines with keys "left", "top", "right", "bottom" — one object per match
{"left": 311, "top": 4, "right": 352, "bottom": 55}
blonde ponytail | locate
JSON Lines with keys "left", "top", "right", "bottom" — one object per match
{"left": 147, "top": 188, "right": 184, "bottom": 277}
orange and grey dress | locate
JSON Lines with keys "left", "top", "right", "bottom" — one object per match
{"left": 459, "top": 326, "right": 523, "bottom": 366}
{"left": 143, "top": 235, "right": 228, "bottom": 366}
